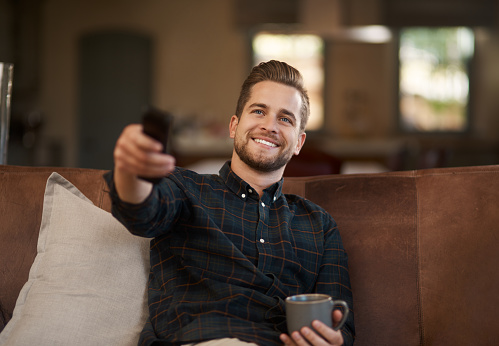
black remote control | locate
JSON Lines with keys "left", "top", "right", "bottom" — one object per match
{"left": 139, "top": 107, "right": 173, "bottom": 184}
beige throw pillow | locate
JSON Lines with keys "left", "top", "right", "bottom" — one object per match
{"left": 0, "top": 173, "right": 150, "bottom": 346}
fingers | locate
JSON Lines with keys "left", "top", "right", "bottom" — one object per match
{"left": 280, "top": 319, "right": 344, "bottom": 346}
{"left": 280, "top": 332, "right": 298, "bottom": 346}
{"left": 282, "top": 329, "right": 328, "bottom": 346}
{"left": 114, "top": 124, "right": 175, "bottom": 178}
{"left": 280, "top": 332, "right": 310, "bottom": 346}
{"left": 332, "top": 310, "right": 343, "bottom": 329}
{"left": 308, "top": 320, "right": 343, "bottom": 345}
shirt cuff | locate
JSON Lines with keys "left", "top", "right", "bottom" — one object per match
{"left": 102, "top": 170, "right": 156, "bottom": 211}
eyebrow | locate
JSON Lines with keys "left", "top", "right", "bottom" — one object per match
{"left": 248, "top": 103, "right": 298, "bottom": 123}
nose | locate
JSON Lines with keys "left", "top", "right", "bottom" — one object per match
{"left": 261, "top": 114, "right": 279, "bottom": 133}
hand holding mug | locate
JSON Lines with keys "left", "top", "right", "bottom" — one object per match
{"left": 280, "top": 294, "right": 349, "bottom": 346}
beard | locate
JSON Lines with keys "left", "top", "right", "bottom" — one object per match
{"left": 233, "top": 132, "right": 295, "bottom": 173}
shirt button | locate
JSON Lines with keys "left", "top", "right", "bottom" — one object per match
{"left": 261, "top": 202, "right": 265, "bottom": 207}
{"left": 273, "top": 196, "right": 277, "bottom": 201}
{"left": 241, "top": 194, "right": 246, "bottom": 198}
{"left": 248, "top": 189, "right": 253, "bottom": 193}
{"left": 260, "top": 238, "right": 265, "bottom": 243}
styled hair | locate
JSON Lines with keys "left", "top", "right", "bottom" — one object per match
{"left": 235, "top": 60, "right": 310, "bottom": 133}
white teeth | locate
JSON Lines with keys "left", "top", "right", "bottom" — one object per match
{"left": 254, "top": 138, "right": 277, "bottom": 147}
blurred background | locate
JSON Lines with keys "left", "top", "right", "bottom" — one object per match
{"left": 1, "top": 0, "right": 499, "bottom": 174}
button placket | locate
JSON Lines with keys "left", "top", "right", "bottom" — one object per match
{"left": 255, "top": 196, "right": 270, "bottom": 270}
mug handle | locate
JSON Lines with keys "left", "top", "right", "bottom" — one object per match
{"left": 330, "top": 300, "right": 349, "bottom": 331}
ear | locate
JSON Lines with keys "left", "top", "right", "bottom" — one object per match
{"left": 293, "top": 132, "right": 307, "bottom": 156}
{"left": 229, "top": 115, "right": 239, "bottom": 139}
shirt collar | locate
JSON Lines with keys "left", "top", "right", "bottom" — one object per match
{"left": 219, "top": 161, "right": 283, "bottom": 203}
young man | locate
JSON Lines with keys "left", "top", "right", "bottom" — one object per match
{"left": 105, "top": 60, "right": 354, "bottom": 345}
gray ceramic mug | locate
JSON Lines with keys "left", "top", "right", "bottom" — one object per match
{"left": 285, "top": 293, "right": 349, "bottom": 335}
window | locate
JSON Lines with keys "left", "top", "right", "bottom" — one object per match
{"left": 252, "top": 32, "right": 325, "bottom": 131}
{"left": 399, "top": 27, "right": 474, "bottom": 132}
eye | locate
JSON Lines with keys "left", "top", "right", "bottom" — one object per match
{"left": 252, "top": 109, "right": 264, "bottom": 115}
{"left": 279, "top": 116, "right": 293, "bottom": 125}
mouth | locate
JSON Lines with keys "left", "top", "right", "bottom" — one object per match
{"left": 253, "top": 138, "right": 279, "bottom": 148}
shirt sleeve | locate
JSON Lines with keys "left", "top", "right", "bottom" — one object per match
{"left": 314, "top": 214, "right": 355, "bottom": 345}
{"left": 103, "top": 170, "right": 185, "bottom": 238}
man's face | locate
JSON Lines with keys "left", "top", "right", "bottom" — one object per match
{"left": 229, "top": 81, "right": 306, "bottom": 173}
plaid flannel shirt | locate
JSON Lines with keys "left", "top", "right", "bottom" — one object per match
{"left": 104, "top": 161, "right": 354, "bottom": 345}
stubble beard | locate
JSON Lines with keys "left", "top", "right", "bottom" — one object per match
{"left": 233, "top": 132, "right": 295, "bottom": 173}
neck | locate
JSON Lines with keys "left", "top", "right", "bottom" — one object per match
{"left": 230, "top": 151, "right": 284, "bottom": 197}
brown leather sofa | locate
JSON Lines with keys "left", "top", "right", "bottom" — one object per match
{"left": 1, "top": 164, "right": 498, "bottom": 345}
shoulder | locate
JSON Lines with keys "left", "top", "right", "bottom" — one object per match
{"left": 284, "top": 193, "right": 327, "bottom": 213}
{"left": 283, "top": 194, "right": 341, "bottom": 245}
{"left": 284, "top": 193, "right": 335, "bottom": 222}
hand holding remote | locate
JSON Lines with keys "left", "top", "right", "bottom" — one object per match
{"left": 139, "top": 108, "right": 174, "bottom": 184}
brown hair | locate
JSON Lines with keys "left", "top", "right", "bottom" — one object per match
{"left": 235, "top": 60, "right": 310, "bottom": 133}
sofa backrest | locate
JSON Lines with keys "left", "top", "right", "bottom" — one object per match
{"left": 1, "top": 164, "right": 498, "bottom": 345}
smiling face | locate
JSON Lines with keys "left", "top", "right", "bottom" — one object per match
{"left": 229, "top": 81, "right": 306, "bottom": 173}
